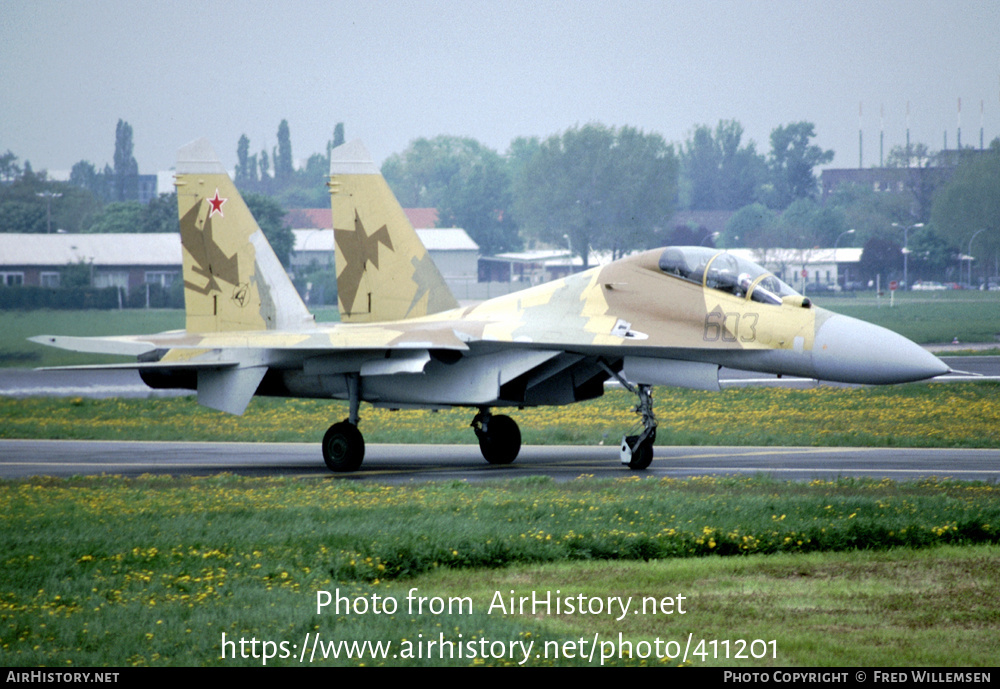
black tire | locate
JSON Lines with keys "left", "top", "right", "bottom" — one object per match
{"left": 322, "top": 421, "right": 365, "bottom": 472}
{"left": 627, "top": 438, "right": 654, "bottom": 470}
{"left": 478, "top": 414, "right": 521, "bottom": 465}
{"left": 625, "top": 428, "right": 656, "bottom": 470}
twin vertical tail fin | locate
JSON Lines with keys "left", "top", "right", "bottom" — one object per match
{"left": 329, "top": 140, "right": 458, "bottom": 323}
{"left": 175, "top": 137, "right": 455, "bottom": 331}
{"left": 176, "top": 138, "right": 313, "bottom": 334}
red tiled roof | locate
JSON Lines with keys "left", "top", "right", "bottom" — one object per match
{"left": 284, "top": 208, "right": 331, "bottom": 229}
{"left": 403, "top": 208, "right": 438, "bottom": 228}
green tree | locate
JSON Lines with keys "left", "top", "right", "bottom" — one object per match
{"left": 885, "top": 142, "right": 932, "bottom": 169}
{"left": 0, "top": 164, "right": 101, "bottom": 234}
{"left": 235, "top": 134, "right": 257, "bottom": 187}
{"left": 0, "top": 150, "right": 21, "bottom": 182}
{"left": 275, "top": 120, "right": 294, "bottom": 184}
{"left": 883, "top": 143, "right": 952, "bottom": 223}
{"left": 245, "top": 193, "right": 293, "bottom": 267}
{"left": 825, "top": 182, "right": 911, "bottom": 247}
{"left": 277, "top": 153, "right": 330, "bottom": 208}
{"left": 930, "top": 139, "right": 1000, "bottom": 285}
{"left": 61, "top": 260, "right": 92, "bottom": 288}
{"left": 140, "top": 192, "right": 178, "bottom": 233}
{"left": 444, "top": 149, "right": 519, "bottom": 256}
{"left": 907, "top": 225, "right": 957, "bottom": 282}
{"left": 85, "top": 201, "right": 145, "bottom": 233}
{"left": 724, "top": 202, "right": 778, "bottom": 248}
{"left": 766, "top": 122, "right": 834, "bottom": 209}
{"left": 383, "top": 135, "right": 521, "bottom": 255}
{"left": 512, "top": 124, "right": 677, "bottom": 265}
{"left": 70, "top": 160, "right": 110, "bottom": 202}
{"left": 681, "top": 120, "right": 766, "bottom": 210}
{"left": 258, "top": 149, "right": 271, "bottom": 191}
{"left": 858, "top": 236, "right": 903, "bottom": 284}
{"left": 775, "top": 198, "right": 848, "bottom": 248}
{"left": 0, "top": 163, "right": 49, "bottom": 233}
{"left": 113, "top": 120, "right": 139, "bottom": 201}
{"left": 0, "top": 200, "right": 46, "bottom": 233}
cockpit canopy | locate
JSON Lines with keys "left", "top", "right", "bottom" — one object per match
{"left": 658, "top": 247, "right": 801, "bottom": 306}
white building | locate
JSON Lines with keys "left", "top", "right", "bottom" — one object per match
{"left": 729, "top": 247, "right": 863, "bottom": 292}
{"left": 289, "top": 228, "right": 479, "bottom": 284}
{"left": 0, "top": 233, "right": 181, "bottom": 290}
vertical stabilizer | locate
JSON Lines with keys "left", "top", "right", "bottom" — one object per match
{"left": 175, "top": 138, "right": 313, "bottom": 333}
{"left": 329, "top": 140, "right": 458, "bottom": 323}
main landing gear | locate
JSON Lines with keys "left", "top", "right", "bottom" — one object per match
{"left": 318, "top": 371, "right": 654, "bottom": 473}
{"left": 322, "top": 374, "right": 365, "bottom": 472}
{"left": 322, "top": 420, "right": 365, "bottom": 472}
{"left": 472, "top": 409, "right": 522, "bottom": 465}
{"left": 600, "top": 362, "right": 657, "bottom": 471}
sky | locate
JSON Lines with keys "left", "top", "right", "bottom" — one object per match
{"left": 3, "top": 0, "right": 999, "bottom": 178}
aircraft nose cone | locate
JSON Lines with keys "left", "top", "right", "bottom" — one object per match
{"left": 813, "top": 314, "right": 949, "bottom": 384}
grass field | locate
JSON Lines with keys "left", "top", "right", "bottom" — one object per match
{"left": 811, "top": 290, "right": 1000, "bottom": 344}
{"left": 2, "top": 383, "right": 999, "bottom": 448}
{"left": 2, "top": 474, "right": 997, "bottom": 667}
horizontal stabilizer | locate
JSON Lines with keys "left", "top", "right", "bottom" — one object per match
{"left": 36, "top": 361, "right": 239, "bottom": 373}
{"left": 29, "top": 335, "right": 157, "bottom": 357}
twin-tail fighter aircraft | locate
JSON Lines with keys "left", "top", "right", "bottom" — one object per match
{"left": 32, "top": 138, "right": 950, "bottom": 471}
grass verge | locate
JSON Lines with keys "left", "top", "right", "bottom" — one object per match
{"left": 1, "top": 474, "right": 998, "bottom": 666}
{"left": 3, "top": 383, "right": 999, "bottom": 448}
{"left": 813, "top": 291, "right": 1000, "bottom": 344}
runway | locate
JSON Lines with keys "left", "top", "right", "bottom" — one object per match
{"left": 2, "top": 439, "right": 997, "bottom": 483}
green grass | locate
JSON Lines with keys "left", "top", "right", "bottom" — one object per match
{"left": 2, "top": 474, "right": 997, "bottom": 666}
{"left": 812, "top": 291, "right": 1000, "bottom": 344}
{"left": 427, "top": 547, "right": 999, "bottom": 667}
{"left": 1, "top": 309, "right": 185, "bottom": 368}
{"left": 3, "top": 383, "right": 998, "bottom": 448}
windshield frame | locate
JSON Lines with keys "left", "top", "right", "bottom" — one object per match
{"left": 657, "top": 247, "right": 800, "bottom": 305}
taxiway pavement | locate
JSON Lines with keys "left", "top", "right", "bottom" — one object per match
{"left": 2, "top": 439, "right": 997, "bottom": 483}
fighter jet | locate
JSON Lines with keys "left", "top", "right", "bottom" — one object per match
{"left": 31, "top": 138, "right": 949, "bottom": 471}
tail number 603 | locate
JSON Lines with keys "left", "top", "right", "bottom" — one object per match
{"left": 703, "top": 311, "right": 758, "bottom": 343}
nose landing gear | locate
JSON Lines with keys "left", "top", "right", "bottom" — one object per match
{"left": 619, "top": 384, "right": 656, "bottom": 470}
{"left": 600, "top": 361, "right": 657, "bottom": 470}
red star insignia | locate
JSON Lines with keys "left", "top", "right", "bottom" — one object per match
{"left": 207, "top": 189, "right": 227, "bottom": 218}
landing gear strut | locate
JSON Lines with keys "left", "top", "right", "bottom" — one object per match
{"left": 600, "top": 362, "right": 657, "bottom": 470}
{"left": 322, "top": 373, "right": 365, "bottom": 472}
{"left": 472, "top": 409, "right": 521, "bottom": 465}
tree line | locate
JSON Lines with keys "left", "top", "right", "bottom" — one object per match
{"left": 0, "top": 120, "right": 295, "bottom": 266}
{"left": 2, "top": 117, "right": 998, "bottom": 285}
{"left": 379, "top": 120, "right": 998, "bottom": 285}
